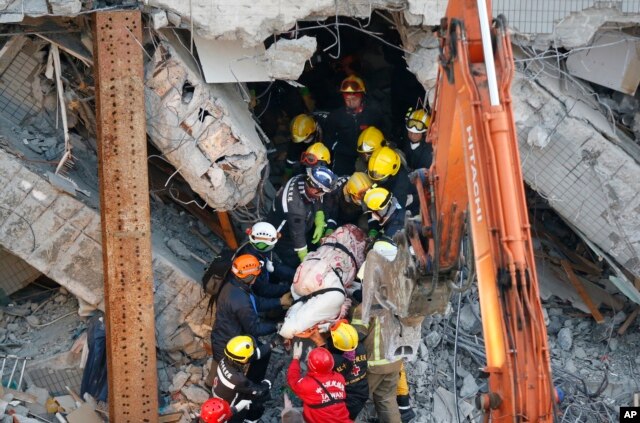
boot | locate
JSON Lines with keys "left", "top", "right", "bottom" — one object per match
{"left": 397, "top": 394, "right": 416, "bottom": 423}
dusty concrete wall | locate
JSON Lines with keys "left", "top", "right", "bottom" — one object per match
{"left": 0, "top": 149, "right": 210, "bottom": 355}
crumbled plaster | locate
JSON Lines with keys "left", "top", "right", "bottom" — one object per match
{"left": 405, "top": 30, "right": 439, "bottom": 98}
{"left": 265, "top": 36, "right": 317, "bottom": 81}
{"left": 145, "top": 0, "right": 405, "bottom": 47}
{"left": 535, "top": 6, "right": 640, "bottom": 50}
{"left": 145, "top": 33, "right": 267, "bottom": 210}
{"left": 405, "top": 0, "right": 447, "bottom": 27}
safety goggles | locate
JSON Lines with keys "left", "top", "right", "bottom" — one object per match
{"left": 296, "top": 131, "right": 317, "bottom": 144}
{"left": 340, "top": 80, "right": 364, "bottom": 92}
{"left": 344, "top": 188, "right": 367, "bottom": 205}
{"left": 406, "top": 118, "right": 427, "bottom": 134}
{"left": 306, "top": 184, "right": 328, "bottom": 196}
{"left": 300, "top": 152, "right": 326, "bottom": 167}
{"left": 368, "top": 169, "right": 389, "bottom": 182}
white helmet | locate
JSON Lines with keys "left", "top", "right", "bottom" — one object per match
{"left": 248, "top": 222, "right": 279, "bottom": 252}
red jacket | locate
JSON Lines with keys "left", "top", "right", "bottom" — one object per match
{"left": 287, "top": 358, "right": 353, "bottom": 423}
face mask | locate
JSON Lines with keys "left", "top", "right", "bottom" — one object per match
{"left": 253, "top": 241, "right": 274, "bottom": 252}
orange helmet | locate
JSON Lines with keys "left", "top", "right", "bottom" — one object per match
{"left": 231, "top": 254, "right": 262, "bottom": 279}
{"left": 340, "top": 75, "right": 366, "bottom": 94}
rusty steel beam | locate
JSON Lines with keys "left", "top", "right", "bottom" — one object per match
{"left": 93, "top": 11, "right": 158, "bottom": 422}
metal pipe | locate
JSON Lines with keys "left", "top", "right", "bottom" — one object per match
{"left": 476, "top": 0, "right": 500, "bottom": 106}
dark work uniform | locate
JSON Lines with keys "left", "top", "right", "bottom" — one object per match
{"left": 368, "top": 199, "right": 405, "bottom": 240}
{"left": 324, "top": 176, "right": 363, "bottom": 230}
{"left": 285, "top": 141, "right": 310, "bottom": 179}
{"left": 328, "top": 342, "right": 369, "bottom": 420}
{"left": 267, "top": 174, "right": 323, "bottom": 267}
{"left": 213, "top": 355, "right": 271, "bottom": 422}
{"left": 377, "top": 165, "right": 418, "bottom": 215}
{"left": 402, "top": 138, "right": 433, "bottom": 172}
{"left": 325, "top": 100, "right": 388, "bottom": 176}
{"left": 210, "top": 278, "right": 281, "bottom": 385}
{"left": 235, "top": 243, "right": 291, "bottom": 298}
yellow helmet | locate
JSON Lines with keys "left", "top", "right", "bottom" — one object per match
{"left": 340, "top": 75, "right": 366, "bottom": 93}
{"left": 330, "top": 321, "right": 359, "bottom": 352}
{"left": 357, "top": 127, "right": 386, "bottom": 153}
{"left": 367, "top": 146, "right": 401, "bottom": 181}
{"left": 301, "top": 142, "right": 331, "bottom": 166}
{"left": 343, "top": 172, "right": 373, "bottom": 205}
{"left": 406, "top": 108, "right": 431, "bottom": 134}
{"left": 363, "top": 187, "right": 392, "bottom": 211}
{"left": 290, "top": 114, "right": 318, "bottom": 143}
{"left": 224, "top": 335, "right": 255, "bottom": 364}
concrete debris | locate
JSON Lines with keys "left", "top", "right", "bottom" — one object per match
{"left": 265, "top": 36, "right": 317, "bottom": 81}
{"left": 557, "top": 327, "right": 573, "bottom": 351}
{"left": 145, "top": 35, "right": 267, "bottom": 210}
{"left": 539, "top": 6, "right": 640, "bottom": 50}
{"left": 180, "top": 385, "right": 210, "bottom": 404}
{"left": 512, "top": 54, "right": 640, "bottom": 283}
{"left": 149, "top": 7, "right": 169, "bottom": 30}
{"left": 145, "top": 0, "right": 397, "bottom": 47}
{"left": 566, "top": 31, "right": 640, "bottom": 95}
{"left": 458, "top": 303, "right": 481, "bottom": 335}
{"left": 459, "top": 373, "right": 479, "bottom": 398}
{"left": 405, "top": 0, "right": 448, "bottom": 27}
{"left": 169, "top": 371, "right": 190, "bottom": 393}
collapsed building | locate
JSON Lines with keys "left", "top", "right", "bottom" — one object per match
{"left": 0, "top": 0, "right": 639, "bottom": 422}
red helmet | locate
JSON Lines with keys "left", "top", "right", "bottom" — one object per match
{"left": 200, "top": 398, "right": 232, "bottom": 423}
{"left": 307, "top": 347, "right": 334, "bottom": 374}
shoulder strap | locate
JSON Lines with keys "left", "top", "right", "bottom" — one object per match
{"left": 322, "top": 242, "right": 358, "bottom": 269}
{"left": 292, "top": 287, "right": 345, "bottom": 306}
{"left": 306, "top": 375, "right": 344, "bottom": 409}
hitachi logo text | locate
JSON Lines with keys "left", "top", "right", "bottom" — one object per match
{"left": 466, "top": 126, "right": 483, "bottom": 222}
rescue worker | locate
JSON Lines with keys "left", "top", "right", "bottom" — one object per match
{"left": 268, "top": 166, "right": 336, "bottom": 267}
{"left": 351, "top": 304, "right": 403, "bottom": 423}
{"left": 301, "top": 142, "right": 332, "bottom": 169}
{"left": 327, "top": 320, "right": 369, "bottom": 420}
{"left": 325, "top": 75, "right": 388, "bottom": 176}
{"left": 367, "top": 146, "right": 417, "bottom": 218}
{"left": 287, "top": 343, "right": 352, "bottom": 423}
{"left": 237, "top": 222, "right": 292, "bottom": 298}
{"left": 363, "top": 187, "right": 404, "bottom": 242}
{"left": 207, "top": 255, "right": 292, "bottom": 388}
{"left": 402, "top": 108, "right": 433, "bottom": 171}
{"left": 325, "top": 171, "right": 373, "bottom": 231}
{"left": 285, "top": 114, "right": 322, "bottom": 180}
{"left": 355, "top": 126, "right": 387, "bottom": 172}
{"left": 211, "top": 336, "right": 272, "bottom": 423}
{"left": 397, "top": 363, "right": 416, "bottom": 423}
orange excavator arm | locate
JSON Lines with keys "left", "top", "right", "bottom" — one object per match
{"left": 417, "top": 0, "right": 555, "bottom": 420}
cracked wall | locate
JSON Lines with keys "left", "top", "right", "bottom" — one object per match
{"left": 0, "top": 148, "right": 210, "bottom": 356}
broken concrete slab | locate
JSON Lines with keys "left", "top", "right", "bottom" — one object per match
{"left": 145, "top": 33, "right": 267, "bottom": 210}
{"left": 566, "top": 31, "right": 640, "bottom": 95}
{"left": 194, "top": 36, "right": 271, "bottom": 83}
{"left": 145, "top": 0, "right": 402, "bottom": 47}
{"left": 511, "top": 55, "right": 640, "bottom": 282}
{"left": 538, "top": 6, "right": 640, "bottom": 50}
{"left": 265, "top": 36, "right": 317, "bottom": 81}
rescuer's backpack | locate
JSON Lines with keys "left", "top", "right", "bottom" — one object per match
{"left": 202, "top": 247, "right": 236, "bottom": 297}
